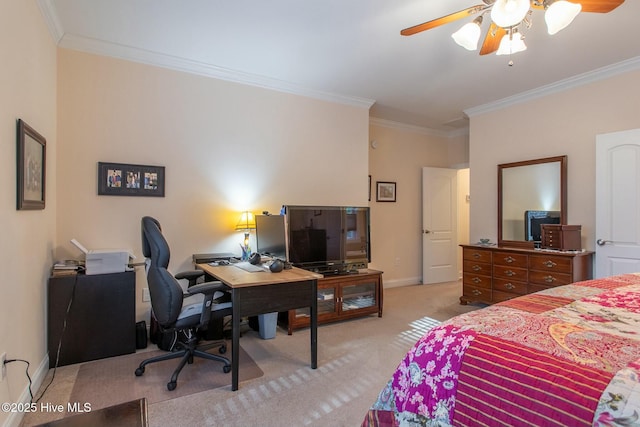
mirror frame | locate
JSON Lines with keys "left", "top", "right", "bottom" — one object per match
{"left": 498, "top": 155, "right": 567, "bottom": 248}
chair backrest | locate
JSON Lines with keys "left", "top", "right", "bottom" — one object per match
{"left": 141, "top": 216, "right": 183, "bottom": 327}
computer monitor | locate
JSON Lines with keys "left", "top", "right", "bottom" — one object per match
{"left": 255, "top": 215, "right": 287, "bottom": 260}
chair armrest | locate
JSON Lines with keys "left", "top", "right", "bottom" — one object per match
{"left": 185, "top": 280, "right": 228, "bottom": 328}
{"left": 185, "top": 280, "right": 226, "bottom": 297}
{"left": 175, "top": 269, "right": 204, "bottom": 287}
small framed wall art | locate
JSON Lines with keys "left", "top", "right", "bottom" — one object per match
{"left": 98, "top": 162, "right": 165, "bottom": 197}
{"left": 17, "top": 119, "right": 46, "bottom": 210}
{"left": 376, "top": 181, "right": 396, "bottom": 202}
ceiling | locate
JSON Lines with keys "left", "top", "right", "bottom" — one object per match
{"left": 39, "top": 0, "right": 640, "bottom": 134}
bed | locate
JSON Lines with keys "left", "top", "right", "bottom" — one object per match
{"left": 363, "top": 273, "right": 640, "bottom": 427}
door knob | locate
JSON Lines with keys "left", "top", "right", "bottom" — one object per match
{"left": 597, "top": 239, "right": 611, "bottom": 246}
{"left": 424, "top": 230, "right": 431, "bottom": 234}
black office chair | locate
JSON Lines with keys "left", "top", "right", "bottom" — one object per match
{"left": 135, "top": 216, "right": 232, "bottom": 391}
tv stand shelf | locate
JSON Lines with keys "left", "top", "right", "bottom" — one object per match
{"left": 280, "top": 269, "right": 383, "bottom": 334}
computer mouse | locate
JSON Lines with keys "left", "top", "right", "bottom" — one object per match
{"left": 269, "top": 259, "right": 284, "bottom": 273}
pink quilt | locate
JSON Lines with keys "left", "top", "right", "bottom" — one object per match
{"left": 365, "top": 273, "right": 640, "bottom": 427}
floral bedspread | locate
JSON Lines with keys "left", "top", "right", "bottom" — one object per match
{"left": 364, "top": 273, "right": 640, "bottom": 427}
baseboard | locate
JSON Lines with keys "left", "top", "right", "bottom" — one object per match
{"left": 384, "top": 277, "right": 421, "bottom": 288}
{"left": 2, "top": 354, "right": 49, "bottom": 427}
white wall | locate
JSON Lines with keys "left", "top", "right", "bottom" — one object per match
{"left": 368, "top": 121, "right": 468, "bottom": 286}
{"left": 0, "top": 2, "right": 57, "bottom": 426}
{"left": 55, "top": 49, "right": 371, "bottom": 322}
{"left": 468, "top": 68, "right": 640, "bottom": 251}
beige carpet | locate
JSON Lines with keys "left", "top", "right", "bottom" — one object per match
{"left": 24, "top": 281, "right": 479, "bottom": 427}
{"left": 69, "top": 346, "right": 262, "bottom": 409}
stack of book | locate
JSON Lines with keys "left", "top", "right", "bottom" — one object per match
{"left": 52, "top": 260, "right": 85, "bottom": 276}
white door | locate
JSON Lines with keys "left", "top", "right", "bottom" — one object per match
{"left": 422, "top": 167, "right": 458, "bottom": 284}
{"left": 595, "top": 129, "right": 640, "bottom": 277}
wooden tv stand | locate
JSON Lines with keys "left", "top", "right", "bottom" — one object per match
{"left": 460, "top": 245, "right": 593, "bottom": 305}
{"left": 281, "top": 269, "right": 383, "bottom": 334}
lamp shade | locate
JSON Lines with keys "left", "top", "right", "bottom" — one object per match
{"left": 496, "top": 30, "right": 527, "bottom": 55}
{"left": 545, "top": 1, "right": 581, "bottom": 35}
{"left": 235, "top": 211, "right": 256, "bottom": 231}
{"left": 491, "top": 0, "right": 530, "bottom": 28}
{"left": 452, "top": 19, "right": 482, "bottom": 51}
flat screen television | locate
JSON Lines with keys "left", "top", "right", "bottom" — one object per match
{"left": 255, "top": 214, "right": 288, "bottom": 260}
{"left": 283, "top": 205, "right": 370, "bottom": 274}
{"left": 524, "top": 210, "right": 561, "bottom": 242}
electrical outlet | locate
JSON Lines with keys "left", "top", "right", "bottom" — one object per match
{"left": 142, "top": 288, "right": 150, "bottom": 302}
{"left": 1, "top": 352, "right": 6, "bottom": 381}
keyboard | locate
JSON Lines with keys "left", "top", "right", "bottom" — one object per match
{"left": 234, "top": 262, "right": 267, "bottom": 273}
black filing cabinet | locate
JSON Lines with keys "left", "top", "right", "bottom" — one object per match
{"left": 48, "top": 271, "right": 136, "bottom": 367}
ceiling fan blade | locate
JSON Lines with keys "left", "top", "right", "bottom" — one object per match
{"left": 530, "top": 0, "right": 624, "bottom": 13}
{"left": 578, "top": 0, "right": 625, "bottom": 13}
{"left": 479, "top": 23, "right": 506, "bottom": 55}
{"left": 401, "top": 4, "right": 489, "bottom": 36}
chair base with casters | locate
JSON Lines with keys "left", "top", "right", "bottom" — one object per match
{"left": 135, "top": 329, "right": 231, "bottom": 391}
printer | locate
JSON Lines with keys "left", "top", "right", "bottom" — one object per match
{"left": 71, "top": 239, "right": 135, "bottom": 275}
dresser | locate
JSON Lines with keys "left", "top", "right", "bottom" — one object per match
{"left": 460, "top": 245, "right": 593, "bottom": 305}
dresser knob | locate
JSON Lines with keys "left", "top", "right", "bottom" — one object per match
{"left": 472, "top": 277, "right": 481, "bottom": 284}
{"left": 505, "top": 283, "right": 515, "bottom": 290}
{"left": 472, "top": 252, "right": 481, "bottom": 259}
{"left": 472, "top": 265, "right": 481, "bottom": 271}
{"left": 544, "top": 275, "right": 556, "bottom": 283}
{"left": 472, "top": 289, "right": 481, "bottom": 296}
{"left": 505, "top": 270, "right": 515, "bottom": 277}
{"left": 543, "top": 260, "right": 557, "bottom": 268}
{"left": 504, "top": 256, "right": 515, "bottom": 263}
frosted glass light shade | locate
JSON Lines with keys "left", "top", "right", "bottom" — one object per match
{"left": 545, "top": 1, "right": 581, "bottom": 35}
{"left": 491, "top": 0, "right": 530, "bottom": 28}
{"left": 452, "top": 21, "right": 482, "bottom": 50}
{"left": 496, "top": 31, "right": 527, "bottom": 55}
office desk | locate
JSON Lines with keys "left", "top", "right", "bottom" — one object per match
{"left": 197, "top": 263, "right": 322, "bottom": 391}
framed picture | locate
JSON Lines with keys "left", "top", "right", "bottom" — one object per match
{"left": 17, "top": 119, "right": 46, "bottom": 210}
{"left": 98, "top": 162, "right": 165, "bottom": 197}
{"left": 376, "top": 181, "right": 396, "bottom": 202}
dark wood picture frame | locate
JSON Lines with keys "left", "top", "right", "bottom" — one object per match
{"left": 376, "top": 181, "right": 396, "bottom": 202}
{"left": 98, "top": 162, "right": 165, "bottom": 197}
{"left": 17, "top": 119, "right": 46, "bottom": 210}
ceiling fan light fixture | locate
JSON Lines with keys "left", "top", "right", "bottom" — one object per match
{"left": 491, "top": 0, "right": 531, "bottom": 28}
{"left": 545, "top": 0, "right": 582, "bottom": 35}
{"left": 496, "top": 29, "right": 527, "bottom": 55}
{"left": 452, "top": 16, "right": 483, "bottom": 50}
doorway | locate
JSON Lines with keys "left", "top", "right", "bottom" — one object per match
{"left": 422, "top": 167, "right": 469, "bottom": 284}
{"left": 595, "top": 128, "right": 640, "bottom": 277}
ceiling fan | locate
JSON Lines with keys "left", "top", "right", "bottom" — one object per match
{"left": 401, "top": 0, "right": 625, "bottom": 57}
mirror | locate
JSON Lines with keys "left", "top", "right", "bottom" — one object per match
{"left": 498, "top": 156, "right": 567, "bottom": 248}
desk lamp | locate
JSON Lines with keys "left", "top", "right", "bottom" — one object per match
{"left": 235, "top": 211, "right": 256, "bottom": 261}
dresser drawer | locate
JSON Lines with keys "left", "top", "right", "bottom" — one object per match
{"left": 493, "top": 278, "right": 527, "bottom": 295}
{"left": 493, "top": 252, "right": 528, "bottom": 268}
{"left": 462, "top": 284, "right": 492, "bottom": 304}
{"left": 463, "top": 259, "right": 492, "bottom": 276}
{"left": 463, "top": 248, "right": 492, "bottom": 263}
{"left": 529, "top": 270, "right": 572, "bottom": 287}
{"left": 463, "top": 273, "right": 491, "bottom": 289}
{"left": 529, "top": 255, "right": 572, "bottom": 273}
{"left": 493, "top": 265, "right": 528, "bottom": 282}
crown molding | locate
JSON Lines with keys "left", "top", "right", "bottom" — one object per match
{"left": 59, "top": 33, "right": 375, "bottom": 110}
{"left": 37, "top": 0, "right": 64, "bottom": 43}
{"left": 370, "top": 117, "right": 468, "bottom": 139}
{"left": 465, "top": 56, "right": 640, "bottom": 118}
